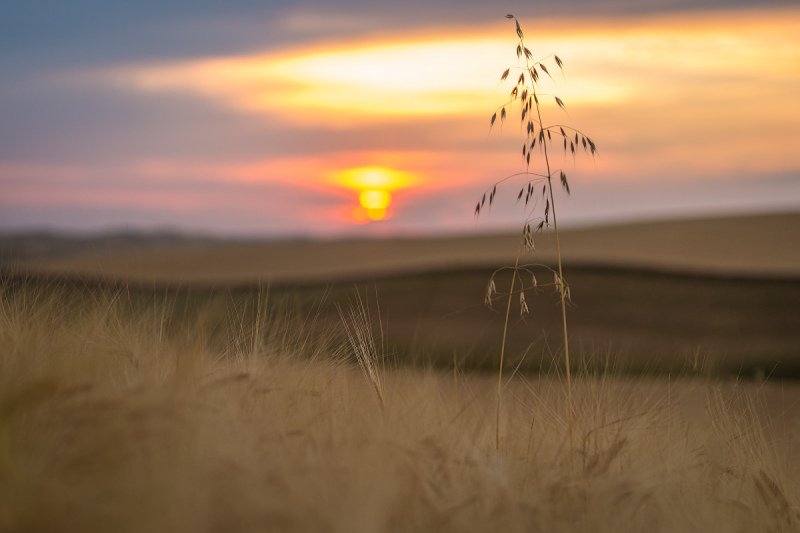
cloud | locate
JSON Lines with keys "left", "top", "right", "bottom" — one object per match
{"left": 1, "top": 2, "right": 799, "bottom": 236}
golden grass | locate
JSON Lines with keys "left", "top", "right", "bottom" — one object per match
{"left": 1, "top": 285, "right": 799, "bottom": 532}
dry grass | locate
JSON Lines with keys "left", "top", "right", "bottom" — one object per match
{"left": 1, "top": 285, "right": 799, "bottom": 532}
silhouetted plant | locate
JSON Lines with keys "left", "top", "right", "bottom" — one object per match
{"left": 476, "top": 14, "right": 597, "bottom": 450}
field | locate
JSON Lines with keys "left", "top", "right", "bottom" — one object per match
{"left": 6, "top": 212, "right": 800, "bottom": 376}
{"left": 7, "top": 212, "right": 800, "bottom": 282}
{"left": 2, "top": 212, "right": 800, "bottom": 531}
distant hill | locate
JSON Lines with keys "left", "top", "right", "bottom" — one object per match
{"left": 5, "top": 212, "right": 800, "bottom": 283}
{"left": 0, "top": 231, "right": 221, "bottom": 263}
{"left": 4, "top": 212, "right": 800, "bottom": 376}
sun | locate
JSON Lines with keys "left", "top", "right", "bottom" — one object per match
{"left": 331, "top": 166, "right": 416, "bottom": 223}
{"left": 359, "top": 189, "right": 392, "bottom": 221}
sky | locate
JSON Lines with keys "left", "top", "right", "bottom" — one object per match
{"left": 1, "top": 0, "right": 798, "bottom": 237}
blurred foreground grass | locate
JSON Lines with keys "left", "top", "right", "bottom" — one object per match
{"left": 1, "top": 281, "right": 799, "bottom": 532}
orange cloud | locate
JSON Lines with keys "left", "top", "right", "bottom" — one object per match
{"left": 39, "top": 7, "right": 797, "bottom": 232}
{"left": 95, "top": 8, "right": 799, "bottom": 125}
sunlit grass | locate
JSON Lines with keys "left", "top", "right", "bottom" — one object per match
{"left": 1, "top": 284, "right": 799, "bottom": 532}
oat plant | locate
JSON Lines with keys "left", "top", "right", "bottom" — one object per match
{"left": 476, "top": 14, "right": 597, "bottom": 449}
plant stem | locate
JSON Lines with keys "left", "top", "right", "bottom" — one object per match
{"left": 496, "top": 253, "right": 520, "bottom": 451}
{"left": 530, "top": 78, "right": 575, "bottom": 448}
{"left": 548, "top": 186, "right": 574, "bottom": 448}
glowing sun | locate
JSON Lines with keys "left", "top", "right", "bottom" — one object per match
{"left": 359, "top": 189, "right": 392, "bottom": 221}
{"left": 331, "top": 166, "right": 416, "bottom": 223}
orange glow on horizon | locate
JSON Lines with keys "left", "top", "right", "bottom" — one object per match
{"left": 331, "top": 166, "right": 416, "bottom": 191}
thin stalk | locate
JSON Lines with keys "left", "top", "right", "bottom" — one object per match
{"left": 496, "top": 253, "right": 520, "bottom": 451}
{"left": 530, "top": 78, "right": 574, "bottom": 448}
{"left": 548, "top": 184, "right": 574, "bottom": 447}
{"left": 488, "top": 17, "right": 583, "bottom": 453}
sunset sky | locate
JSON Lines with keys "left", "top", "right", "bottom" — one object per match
{"left": 1, "top": 0, "right": 798, "bottom": 237}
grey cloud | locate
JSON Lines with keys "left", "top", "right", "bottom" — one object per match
{"left": 2, "top": 0, "right": 793, "bottom": 69}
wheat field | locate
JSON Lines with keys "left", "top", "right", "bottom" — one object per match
{"left": 1, "top": 283, "right": 798, "bottom": 532}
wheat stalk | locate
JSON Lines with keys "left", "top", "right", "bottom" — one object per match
{"left": 337, "top": 293, "right": 386, "bottom": 411}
